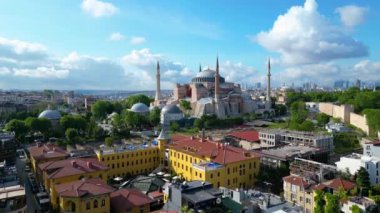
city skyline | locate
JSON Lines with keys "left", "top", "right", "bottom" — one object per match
{"left": 0, "top": 0, "right": 379, "bottom": 90}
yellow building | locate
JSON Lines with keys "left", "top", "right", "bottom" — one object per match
{"left": 110, "top": 188, "right": 153, "bottom": 213}
{"left": 166, "top": 134, "right": 260, "bottom": 189}
{"left": 54, "top": 178, "right": 114, "bottom": 213}
{"left": 283, "top": 175, "right": 314, "bottom": 213}
{"left": 28, "top": 142, "right": 68, "bottom": 173}
{"left": 283, "top": 175, "right": 356, "bottom": 213}
{"left": 38, "top": 158, "right": 108, "bottom": 207}
{"left": 95, "top": 144, "right": 160, "bottom": 179}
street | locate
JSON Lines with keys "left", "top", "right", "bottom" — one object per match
{"left": 15, "top": 157, "right": 40, "bottom": 213}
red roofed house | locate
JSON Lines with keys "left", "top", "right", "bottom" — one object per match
{"left": 110, "top": 188, "right": 153, "bottom": 213}
{"left": 312, "top": 178, "right": 356, "bottom": 194}
{"left": 283, "top": 175, "right": 314, "bottom": 213}
{"left": 28, "top": 142, "right": 68, "bottom": 173}
{"left": 226, "top": 129, "right": 260, "bottom": 150}
{"left": 38, "top": 157, "right": 108, "bottom": 208}
{"left": 55, "top": 178, "right": 115, "bottom": 213}
{"left": 167, "top": 134, "right": 260, "bottom": 189}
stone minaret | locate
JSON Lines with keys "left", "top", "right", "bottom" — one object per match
{"left": 214, "top": 57, "right": 220, "bottom": 102}
{"left": 266, "top": 58, "right": 271, "bottom": 102}
{"left": 155, "top": 61, "right": 161, "bottom": 101}
{"left": 199, "top": 64, "right": 202, "bottom": 72}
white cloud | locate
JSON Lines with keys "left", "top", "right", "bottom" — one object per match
{"left": 254, "top": 0, "right": 368, "bottom": 65}
{"left": 335, "top": 5, "right": 368, "bottom": 27}
{"left": 13, "top": 67, "right": 69, "bottom": 79}
{"left": 121, "top": 48, "right": 192, "bottom": 89}
{"left": 108, "top": 32, "right": 125, "bottom": 41}
{"left": 352, "top": 60, "right": 380, "bottom": 81}
{"left": 0, "top": 67, "right": 11, "bottom": 75}
{"left": 219, "top": 61, "right": 264, "bottom": 85}
{"left": 81, "top": 0, "right": 118, "bottom": 18}
{"left": 130, "top": 36, "right": 146, "bottom": 45}
{"left": 0, "top": 37, "right": 48, "bottom": 61}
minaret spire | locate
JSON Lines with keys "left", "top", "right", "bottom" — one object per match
{"left": 215, "top": 56, "right": 220, "bottom": 102}
{"left": 266, "top": 58, "right": 271, "bottom": 102}
{"left": 155, "top": 61, "right": 161, "bottom": 101}
{"left": 199, "top": 64, "right": 202, "bottom": 72}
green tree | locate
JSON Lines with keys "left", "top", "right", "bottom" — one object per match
{"left": 289, "top": 101, "right": 308, "bottom": 130}
{"left": 356, "top": 167, "right": 371, "bottom": 196}
{"left": 324, "top": 193, "right": 340, "bottom": 213}
{"left": 194, "top": 119, "right": 203, "bottom": 130}
{"left": 149, "top": 107, "right": 161, "bottom": 127}
{"left": 105, "top": 137, "right": 113, "bottom": 147}
{"left": 316, "top": 113, "right": 330, "bottom": 126}
{"left": 170, "top": 122, "right": 180, "bottom": 132}
{"left": 91, "top": 100, "right": 114, "bottom": 120}
{"left": 60, "top": 115, "right": 87, "bottom": 132}
{"left": 124, "top": 94, "right": 152, "bottom": 108}
{"left": 314, "top": 190, "right": 325, "bottom": 213}
{"left": 351, "top": 204, "right": 361, "bottom": 213}
{"left": 25, "top": 117, "right": 52, "bottom": 137}
{"left": 65, "top": 128, "right": 78, "bottom": 144}
{"left": 5, "top": 119, "right": 29, "bottom": 142}
{"left": 299, "top": 120, "right": 315, "bottom": 131}
{"left": 180, "top": 100, "right": 192, "bottom": 110}
{"left": 274, "top": 104, "right": 287, "bottom": 116}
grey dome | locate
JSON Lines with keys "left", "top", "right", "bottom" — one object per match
{"left": 38, "top": 109, "right": 61, "bottom": 120}
{"left": 162, "top": 104, "right": 182, "bottom": 114}
{"left": 130, "top": 103, "right": 149, "bottom": 113}
{"left": 192, "top": 68, "right": 225, "bottom": 83}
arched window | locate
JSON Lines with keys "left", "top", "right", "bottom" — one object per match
{"left": 94, "top": 200, "right": 98, "bottom": 208}
{"left": 101, "top": 199, "right": 106, "bottom": 207}
{"left": 86, "top": 201, "right": 90, "bottom": 210}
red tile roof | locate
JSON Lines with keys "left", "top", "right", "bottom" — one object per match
{"left": 365, "top": 140, "right": 380, "bottom": 146}
{"left": 39, "top": 158, "right": 108, "bottom": 179}
{"left": 227, "top": 130, "right": 260, "bottom": 142}
{"left": 28, "top": 142, "right": 68, "bottom": 160}
{"left": 283, "top": 175, "right": 311, "bottom": 188}
{"left": 148, "top": 191, "right": 163, "bottom": 199}
{"left": 169, "top": 135, "right": 259, "bottom": 165}
{"left": 55, "top": 178, "right": 114, "bottom": 198}
{"left": 322, "top": 178, "right": 356, "bottom": 191}
{"left": 110, "top": 188, "right": 153, "bottom": 211}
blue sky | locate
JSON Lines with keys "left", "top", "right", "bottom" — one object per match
{"left": 0, "top": 0, "right": 379, "bottom": 90}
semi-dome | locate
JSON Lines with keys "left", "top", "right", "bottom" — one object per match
{"left": 38, "top": 109, "right": 61, "bottom": 120}
{"left": 130, "top": 103, "right": 149, "bottom": 113}
{"left": 161, "top": 104, "right": 182, "bottom": 114}
{"left": 192, "top": 68, "right": 225, "bottom": 83}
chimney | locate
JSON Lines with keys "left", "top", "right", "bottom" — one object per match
{"left": 71, "top": 160, "right": 77, "bottom": 167}
{"left": 87, "top": 161, "right": 92, "bottom": 169}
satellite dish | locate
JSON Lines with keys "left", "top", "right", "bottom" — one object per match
{"left": 216, "top": 197, "right": 222, "bottom": 204}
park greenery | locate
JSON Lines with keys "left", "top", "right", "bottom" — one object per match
{"left": 288, "top": 101, "right": 315, "bottom": 131}
{"left": 3, "top": 94, "right": 158, "bottom": 145}
{"left": 193, "top": 114, "right": 244, "bottom": 130}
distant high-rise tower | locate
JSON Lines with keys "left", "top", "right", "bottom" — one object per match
{"left": 266, "top": 58, "right": 271, "bottom": 101}
{"left": 214, "top": 57, "right": 220, "bottom": 102}
{"left": 155, "top": 61, "right": 161, "bottom": 101}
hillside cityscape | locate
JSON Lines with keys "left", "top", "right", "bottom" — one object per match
{"left": 1, "top": 0, "right": 380, "bottom": 213}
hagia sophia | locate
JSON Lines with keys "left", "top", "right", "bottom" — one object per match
{"left": 151, "top": 57, "right": 273, "bottom": 119}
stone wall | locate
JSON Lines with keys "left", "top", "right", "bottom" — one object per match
{"left": 318, "top": 102, "right": 370, "bottom": 135}
{"left": 350, "top": 112, "right": 370, "bottom": 135}
{"left": 319, "top": 103, "right": 352, "bottom": 123}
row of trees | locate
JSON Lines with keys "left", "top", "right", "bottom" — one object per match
{"left": 286, "top": 87, "right": 380, "bottom": 113}
{"left": 193, "top": 114, "right": 244, "bottom": 130}
{"left": 288, "top": 101, "right": 315, "bottom": 131}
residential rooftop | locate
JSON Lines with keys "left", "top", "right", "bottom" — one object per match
{"left": 28, "top": 142, "right": 68, "bottom": 160}
{"left": 259, "top": 129, "right": 332, "bottom": 140}
{"left": 55, "top": 178, "right": 114, "bottom": 198}
{"left": 169, "top": 135, "right": 259, "bottom": 165}
{"left": 95, "top": 141, "right": 158, "bottom": 155}
{"left": 226, "top": 130, "right": 260, "bottom": 142}
{"left": 110, "top": 188, "right": 154, "bottom": 211}
{"left": 255, "top": 145, "right": 322, "bottom": 160}
{"left": 39, "top": 158, "right": 108, "bottom": 179}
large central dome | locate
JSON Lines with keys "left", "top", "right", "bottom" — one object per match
{"left": 191, "top": 68, "right": 225, "bottom": 83}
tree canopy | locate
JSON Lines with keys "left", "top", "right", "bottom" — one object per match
{"left": 91, "top": 100, "right": 114, "bottom": 119}
{"left": 5, "top": 119, "right": 29, "bottom": 142}
{"left": 60, "top": 115, "right": 87, "bottom": 132}
{"left": 124, "top": 94, "right": 153, "bottom": 108}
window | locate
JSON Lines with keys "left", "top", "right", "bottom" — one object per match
{"left": 291, "top": 184, "right": 297, "bottom": 193}
{"left": 210, "top": 174, "right": 213, "bottom": 178}
{"left": 86, "top": 201, "right": 90, "bottom": 210}
{"left": 200, "top": 173, "right": 202, "bottom": 178}
{"left": 217, "top": 172, "right": 220, "bottom": 177}
{"left": 227, "top": 168, "right": 230, "bottom": 174}
{"left": 228, "top": 179, "right": 230, "bottom": 185}
{"left": 101, "top": 199, "right": 105, "bottom": 207}
{"left": 94, "top": 200, "right": 98, "bottom": 208}
{"left": 306, "top": 198, "right": 310, "bottom": 204}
